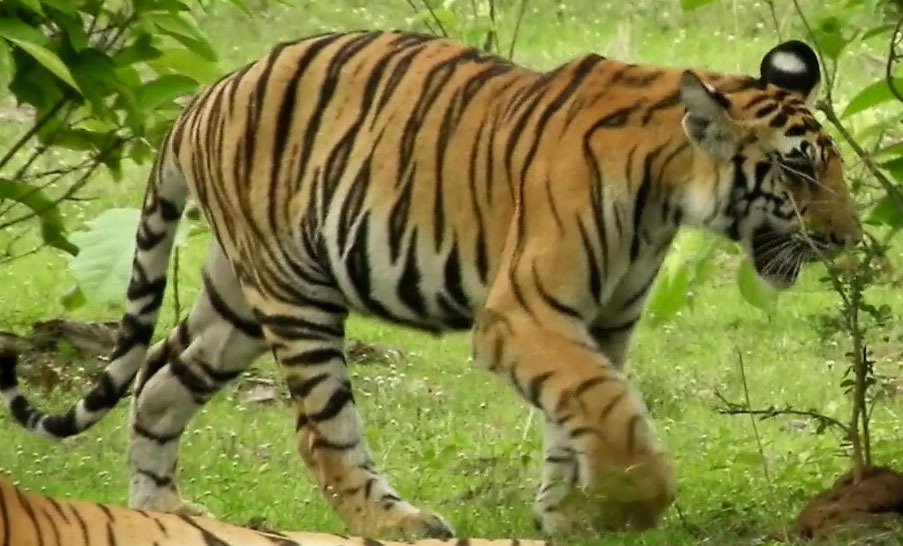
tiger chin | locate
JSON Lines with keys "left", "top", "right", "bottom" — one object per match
{"left": 1, "top": 29, "right": 860, "bottom": 542}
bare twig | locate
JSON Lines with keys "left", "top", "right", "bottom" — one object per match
{"left": 404, "top": 0, "right": 437, "bottom": 34}
{"left": 418, "top": 0, "right": 448, "bottom": 38}
{"left": 763, "top": 0, "right": 782, "bottom": 41}
{"left": 507, "top": 0, "right": 529, "bottom": 60}
{"left": 714, "top": 391, "right": 850, "bottom": 438}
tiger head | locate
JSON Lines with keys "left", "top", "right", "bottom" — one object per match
{"left": 677, "top": 40, "right": 861, "bottom": 289}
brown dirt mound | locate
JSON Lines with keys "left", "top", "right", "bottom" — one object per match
{"left": 793, "top": 466, "right": 903, "bottom": 540}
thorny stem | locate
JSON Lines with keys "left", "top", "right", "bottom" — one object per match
{"left": 714, "top": 391, "right": 851, "bottom": 439}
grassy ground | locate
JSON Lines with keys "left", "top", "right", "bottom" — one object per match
{"left": 2, "top": 1, "right": 903, "bottom": 545}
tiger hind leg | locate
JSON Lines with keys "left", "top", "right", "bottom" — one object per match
{"left": 128, "top": 241, "right": 267, "bottom": 515}
{"left": 239, "top": 269, "right": 454, "bottom": 540}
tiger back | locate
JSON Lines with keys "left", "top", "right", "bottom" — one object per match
{"left": 0, "top": 473, "right": 545, "bottom": 546}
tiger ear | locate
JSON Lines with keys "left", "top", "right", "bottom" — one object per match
{"left": 760, "top": 40, "right": 821, "bottom": 105}
{"left": 678, "top": 70, "right": 740, "bottom": 163}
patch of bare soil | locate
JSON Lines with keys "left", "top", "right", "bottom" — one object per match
{"left": 793, "top": 466, "right": 903, "bottom": 541}
{"left": 0, "top": 319, "right": 118, "bottom": 393}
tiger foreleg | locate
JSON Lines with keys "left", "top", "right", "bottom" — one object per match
{"left": 472, "top": 307, "right": 677, "bottom": 537}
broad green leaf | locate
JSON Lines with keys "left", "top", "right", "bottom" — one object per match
{"left": 680, "top": 0, "right": 718, "bottom": 9}
{"left": 148, "top": 48, "right": 222, "bottom": 83}
{"left": 873, "top": 141, "right": 903, "bottom": 159}
{"left": 861, "top": 23, "right": 895, "bottom": 42}
{"left": 68, "top": 208, "right": 140, "bottom": 304}
{"left": 60, "top": 284, "right": 87, "bottom": 311}
{"left": 646, "top": 263, "right": 691, "bottom": 323}
{"left": 226, "top": 0, "right": 253, "bottom": 16}
{"left": 37, "top": 0, "right": 79, "bottom": 14}
{"left": 149, "top": 12, "right": 218, "bottom": 62}
{"left": 11, "top": 0, "right": 44, "bottom": 15}
{"left": 842, "top": 78, "right": 903, "bottom": 118}
{"left": 863, "top": 193, "right": 903, "bottom": 228}
{"left": 67, "top": 207, "right": 195, "bottom": 304}
{"left": 0, "top": 178, "right": 79, "bottom": 256}
{"left": 736, "top": 259, "right": 778, "bottom": 311}
{"left": 812, "top": 16, "right": 850, "bottom": 60}
{"left": 880, "top": 156, "right": 903, "bottom": 183}
{"left": 135, "top": 74, "right": 199, "bottom": 110}
{"left": 0, "top": 18, "right": 48, "bottom": 45}
{"left": 0, "top": 39, "right": 12, "bottom": 92}
{"left": 69, "top": 48, "right": 122, "bottom": 119}
{"left": 113, "top": 34, "right": 163, "bottom": 66}
{"left": 51, "top": 10, "right": 89, "bottom": 51}
{"left": 0, "top": 25, "right": 82, "bottom": 93}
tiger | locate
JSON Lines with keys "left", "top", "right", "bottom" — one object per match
{"left": 0, "top": 30, "right": 861, "bottom": 540}
{"left": 0, "top": 471, "right": 545, "bottom": 546}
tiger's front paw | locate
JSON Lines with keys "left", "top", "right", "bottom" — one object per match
{"left": 534, "top": 452, "right": 677, "bottom": 536}
{"left": 172, "top": 499, "right": 214, "bottom": 518}
{"left": 359, "top": 508, "right": 455, "bottom": 541}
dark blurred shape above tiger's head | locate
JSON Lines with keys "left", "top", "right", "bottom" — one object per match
{"left": 677, "top": 40, "right": 861, "bottom": 289}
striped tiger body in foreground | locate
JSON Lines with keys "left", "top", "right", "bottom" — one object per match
{"left": 1, "top": 31, "right": 861, "bottom": 540}
{"left": 0, "top": 473, "right": 545, "bottom": 546}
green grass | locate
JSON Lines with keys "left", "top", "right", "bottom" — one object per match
{"left": 2, "top": 1, "right": 903, "bottom": 545}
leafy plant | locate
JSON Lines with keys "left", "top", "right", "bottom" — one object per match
{"left": 0, "top": 0, "right": 224, "bottom": 266}
{"left": 704, "top": 0, "right": 903, "bottom": 486}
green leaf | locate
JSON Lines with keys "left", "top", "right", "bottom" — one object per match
{"left": 59, "top": 284, "right": 86, "bottom": 311}
{"left": 0, "top": 178, "right": 79, "bottom": 256}
{"left": 0, "top": 23, "right": 82, "bottom": 93}
{"left": 37, "top": 0, "right": 78, "bottom": 14}
{"left": 680, "top": 0, "right": 718, "bottom": 9}
{"left": 11, "top": 0, "right": 44, "bottom": 15}
{"left": 0, "top": 17, "right": 50, "bottom": 46}
{"left": 67, "top": 207, "right": 194, "bottom": 304}
{"left": 842, "top": 77, "right": 903, "bottom": 118}
{"left": 861, "top": 23, "right": 895, "bottom": 42}
{"left": 647, "top": 264, "right": 692, "bottom": 323}
{"left": 812, "top": 16, "right": 850, "bottom": 60}
{"left": 67, "top": 208, "right": 141, "bottom": 304}
{"left": 148, "top": 48, "right": 221, "bottom": 83}
{"left": 736, "top": 259, "right": 778, "bottom": 311}
{"left": 148, "top": 12, "right": 218, "bottom": 62}
{"left": 863, "top": 194, "right": 903, "bottom": 228}
{"left": 0, "top": 40, "right": 12, "bottom": 91}
{"left": 135, "top": 74, "right": 198, "bottom": 110}
{"left": 113, "top": 34, "right": 163, "bottom": 66}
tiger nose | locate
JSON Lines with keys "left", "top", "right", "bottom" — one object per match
{"left": 829, "top": 223, "right": 862, "bottom": 248}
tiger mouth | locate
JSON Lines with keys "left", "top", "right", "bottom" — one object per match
{"left": 750, "top": 226, "right": 828, "bottom": 288}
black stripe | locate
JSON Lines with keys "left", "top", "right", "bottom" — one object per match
{"left": 133, "top": 422, "right": 181, "bottom": 444}
{"left": 286, "top": 373, "right": 329, "bottom": 399}
{"left": 629, "top": 146, "right": 663, "bottom": 261}
{"left": 308, "top": 382, "right": 354, "bottom": 423}
{"left": 526, "top": 371, "right": 554, "bottom": 409}
{"left": 576, "top": 219, "right": 602, "bottom": 303}
{"left": 531, "top": 263, "right": 582, "bottom": 319}
{"left": 396, "top": 230, "right": 427, "bottom": 317}
{"left": 14, "top": 487, "right": 42, "bottom": 546}
{"left": 282, "top": 348, "right": 344, "bottom": 367}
